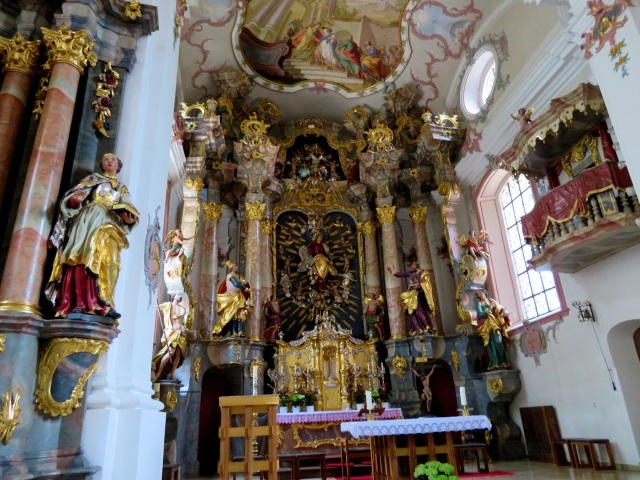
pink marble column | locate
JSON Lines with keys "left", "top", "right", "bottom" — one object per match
{"left": 359, "top": 218, "right": 381, "bottom": 296}
{"left": 377, "top": 204, "right": 406, "bottom": 338}
{"left": 245, "top": 202, "right": 265, "bottom": 340}
{"left": 0, "top": 26, "right": 96, "bottom": 316}
{"left": 260, "top": 217, "right": 274, "bottom": 334}
{"left": 408, "top": 205, "right": 442, "bottom": 332}
{"left": 0, "top": 34, "right": 40, "bottom": 204}
{"left": 199, "top": 202, "right": 223, "bottom": 339}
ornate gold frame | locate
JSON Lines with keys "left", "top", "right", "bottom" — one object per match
{"left": 292, "top": 422, "right": 369, "bottom": 448}
{"left": 34, "top": 338, "right": 108, "bottom": 417}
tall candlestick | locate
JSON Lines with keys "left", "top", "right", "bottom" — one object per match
{"left": 365, "top": 390, "right": 373, "bottom": 410}
{"left": 252, "top": 365, "right": 258, "bottom": 396}
{"left": 460, "top": 386, "right": 467, "bottom": 406}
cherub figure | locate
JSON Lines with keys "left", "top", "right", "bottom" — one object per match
{"left": 164, "top": 229, "right": 194, "bottom": 263}
{"left": 458, "top": 230, "right": 490, "bottom": 260}
{"left": 511, "top": 107, "right": 534, "bottom": 130}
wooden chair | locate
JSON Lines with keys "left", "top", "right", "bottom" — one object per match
{"left": 454, "top": 443, "right": 489, "bottom": 475}
{"left": 568, "top": 438, "right": 616, "bottom": 471}
{"left": 339, "top": 437, "right": 372, "bottom": 479}
{"left": 551, "top": 439, "right": 576, "bottom": 467}
{"left": 218, "top": 395, "right": 279, "bottom": 480}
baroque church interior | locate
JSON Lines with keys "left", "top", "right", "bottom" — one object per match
{"left": 1, "top": 0, "right": 640, "bottom": 479}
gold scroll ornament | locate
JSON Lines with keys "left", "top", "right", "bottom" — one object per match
{"left": 0, "top": 386, "right": 21, "bottom": 445}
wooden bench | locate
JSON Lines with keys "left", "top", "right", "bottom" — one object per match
{"left": 339, "top": 437, "right": 372, "bottom": 479}
{"left": 454, "top": 443, "right": 489, "bottom": 474}
{"left": 568, "top": 438, "right": 616, "bottom": 471}
{"left": 296, "top": 451, "right": 327, "bottom": 479}
{"left": 551, "top": 439, "right": 576, "bottom": 467}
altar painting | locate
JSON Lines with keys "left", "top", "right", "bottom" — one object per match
{"left": 232, "top": 0, "right": 413, "bottom": 97}
{"left": 275, "top": 209, "right": 363, "bottom": 341}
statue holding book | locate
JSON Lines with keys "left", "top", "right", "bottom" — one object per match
{"left": 46, "top": 153, "right": 139, "bottom": 320}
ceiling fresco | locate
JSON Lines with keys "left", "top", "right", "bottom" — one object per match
{"left": 178, "top": 1, "right": 562, "bottom": 123}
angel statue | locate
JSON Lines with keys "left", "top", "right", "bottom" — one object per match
{"left": 458, "top": 230, "right": 491, "bottom": 260}
{"left": 363, "top": 293, "right": 385, "bottom": 340}
{"left": 164, "top": 228, "right": 194, "bottom": 263}
{"left": 510, "top": 107, "right": 534, "bottom": 131}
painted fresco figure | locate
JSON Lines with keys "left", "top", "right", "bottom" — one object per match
{"left": 213, "top": 261, "right": 252, "bottom": 337}
{"left": 292, "top": 21, "right": 322, "bottom": 61}
{"left": 337, "top": 35, "right": 365, "bottom": 79}
{"left": 389, "top": 262, "right": 435, "bottom": 335}
{"left": 46, "top": 153, "right": 139, "bottom": 320}
{"left": 361, "top": 40, "right": 385, "bottom": 79}
{"left": 315, "top": 27, "right": 342, "bottom": 70}
{"left": 475, "top": 289, "right": 511, "bottom": 370}
{"left": 152, "top": 294, "right": 187, "bottom": 381}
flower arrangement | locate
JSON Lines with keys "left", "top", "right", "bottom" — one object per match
{"left": 289, "top": 392, "right": 306, "bottom": 408}
{"left": 299, "top": 387, "right": 319, "bottom": 407}
{"left": 277, "top": 387, "right": 292, "bottom": 407}
{"left": 414, "top": 461, "right": 459, "bottom": 480}
{"left": 352, "top": 384, "right": 365, "bottom": 404}
{"left": 378, "top": 382, "right": 390, "bottom": 402}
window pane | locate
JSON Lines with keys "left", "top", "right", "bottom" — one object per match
{"left": 500, "top": 177, "right": 562, "bottom": 322}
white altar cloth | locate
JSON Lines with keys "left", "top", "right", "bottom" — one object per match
{"left": 277, "top": 408, "right": 403, "bottom": 424}
{"left": 340, "top": 414, "right": 491, "bottom": 438}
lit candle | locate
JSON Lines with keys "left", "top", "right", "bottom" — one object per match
{"left": 365, "top": 390, "right": 373, "bottom": 411}
{"left": 380, "top": 361, "right": 384, "bottom": 373}
{"left": 252, "top": 365, "right": 258, "bottom": 396}
{"left": 460, "top": 386, "right": 467, "bottom": 406}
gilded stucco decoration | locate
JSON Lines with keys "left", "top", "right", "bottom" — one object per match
{"left": 41, "top": 23, "right": 98, "bottom": 74}
{"left": 292, "top": 422, "right": 368, "bottom": 448}
{"left": 357, "top": 219, "right": 377, "bottom": 237}
{"left": 408, "top": 206, "right": 428, "bottom": 225}
{"left": 246, "top": 202, "right": 266, "bottom": 221}
{"left": 0, "top": 387, "right": 21, "bottom": 445}
{"left": 249, "top": 359, "right": 264, "bottom": 378}
{"left": 0, "top": 334, "right": 5, "bottom": 353}
{"left": 376, "top": 206, "right": 396, "bottom": 225}
{"left": 0, "top": 33, "right": 41, "bottom": 77}
{"left": 193, "top": 354, "right": 202, "bottom": 381}
{"left": 34, "top": 338, "right": 108, "bottom": 417}
{"left": 124, "top": 0, "right": 142, "bottom": 20}
{"left": 487, "top": 378, "right": 503, "bottom": 395}
{"left": 203, "top": 202, "right": 224, "bottom": 222}
{"left": 92, "top": 61, "right": 120, "bottom": 137}
{"left": 392, "top": 355, "right": 408, "bottom": 379}
{"left": 450, "top": 350, "right": 459, "bottom": 372}
{"left": 166, "top": 390, "right": 178, "bottom": 412}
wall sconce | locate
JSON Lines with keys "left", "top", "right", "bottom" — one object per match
{"left": 0, "top": 386, "right": 22, "bottom": 445}
{"left": 572, "top": 300, "right": 595, "bottom": 322}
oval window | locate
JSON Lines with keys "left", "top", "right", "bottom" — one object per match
{"left": 461, "top": 48, "right": 497, "bottom": 117}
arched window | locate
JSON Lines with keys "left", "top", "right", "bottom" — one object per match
{"left": 500, "top": 176, "right": 561, "bottom": 320}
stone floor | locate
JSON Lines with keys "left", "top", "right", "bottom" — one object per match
{"left": 189, "top": 459, "right": 640, "bottom": 479}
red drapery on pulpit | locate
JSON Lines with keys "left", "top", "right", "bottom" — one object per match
{"left": 521, "top": 162, "right": 633, "bottom": 244}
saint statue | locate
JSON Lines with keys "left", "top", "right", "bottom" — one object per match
{"left": 363, "top": 293, "right": 385, "bottom": 340}
{"left": 152, "top": 294, "right": 187, "bottom": 381}
{"left": 389, "top": 262, "right": 435, "bottom": 335}
{"left": 46, "top": 153, "right": 139, "bottom": 320}
{"left": 263, "top": 294, "right": 281, "bottom": 343}
{"left": 475, "top": 290, "right": 511, "bottom": 370}
{"left": 298, "top": 232, "right": 336, "bottom": 291}
{"left": 213, "top": 261, "right": 252, "bottom": 337}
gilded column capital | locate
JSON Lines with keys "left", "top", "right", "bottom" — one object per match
{"left": 40, "top": 23, "right": 97, "bottom": 74}
{"left": 260, "top": 218, "right": 275, "bottom": 235}
{"left": 408, "top": 205, "right": 428, "bottom": 224}
{"left": 358, "top": 219, "right": 378, "bottom": 236}
{"left": 376, "top": 205, "right": 396, "bottom": 224}
{"left": 203, "top": 202, "right": 223, "bottom": 222}
{"left": 245, "top": 202, "right": 266, "bottom": 221}
{"left": 0, "top": 34, "right": 41, "bottom": 77}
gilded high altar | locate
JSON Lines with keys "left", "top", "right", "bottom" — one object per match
{"left": 271, "top": 311, "right": 383, "bottom": 410}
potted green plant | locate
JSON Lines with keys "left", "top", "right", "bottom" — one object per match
{"left": 288, "top": 392, "right": 306, "bottom": 413}
{"left": 414, "top": 461, "right": 459, "bottom": 480}
{"left": 352, "top": 384, "right": 365, "bottom": 410}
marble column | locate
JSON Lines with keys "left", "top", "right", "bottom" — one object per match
{"left": 199, "top": 202, "right": 223, "bottom": 339}
{"left": 260, "top": 216, "right": 274, "bottom": 334}
{"left": 0, "top": 25, "right": 97, "bottom": 316}
{"left": 408, "top": 205, "right": 442, "bottom": 333}
{"left": 245, "top": 202, "right": 265, "bottom": 341}
{"left": 359, "top": 218, "right": 381, "bottom": 296}
{"left": 0, "top": 34, "right": 40, "bottom": 204}
{"left": 376, "top": 203, "right": 406, "bottom": 338}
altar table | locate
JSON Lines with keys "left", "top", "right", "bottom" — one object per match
{"left": 277, "top": 408, "right": 403, "bottom": 424}
{"left": 340, "top": 415, "right": 492, "bottom": 480}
